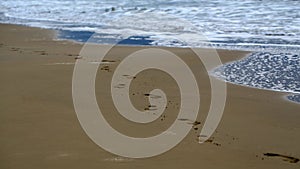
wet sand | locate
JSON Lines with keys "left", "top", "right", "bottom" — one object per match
{"left": 0, "top": 24, "right": 299, "bottom": 169}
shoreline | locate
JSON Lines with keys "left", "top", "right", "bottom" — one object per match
{"left": 211, "top": 69, "right": 300, "bottom": 105}
{"left": 5, "top": 23, "right": 299, "bottom": 104}
{"left": 1, "top": 23, "right": 299, "bottom": 169}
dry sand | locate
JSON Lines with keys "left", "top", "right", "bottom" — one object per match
{"left": 0, "top": 24, "right": 299, "bottom": 169}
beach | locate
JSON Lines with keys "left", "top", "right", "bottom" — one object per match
{"left": 0, "top": 23, "right": 300, "bottom": 169}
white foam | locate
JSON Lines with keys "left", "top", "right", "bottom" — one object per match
{"left": 212, "top": 52, "right": 300, "bottom": 94}
{"left": 1, "top": 0, "right": 299, "bottom": 50}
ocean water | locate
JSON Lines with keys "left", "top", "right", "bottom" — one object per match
{"left": 212, "top": 52, "right": 300, "bottom": 103}
{"left": 0, "top": 0, "right": 299, "bottom": 102}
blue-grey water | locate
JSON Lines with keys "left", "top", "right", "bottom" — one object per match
{"left": 0, "top": 0, "right": 299, "bottom": 102}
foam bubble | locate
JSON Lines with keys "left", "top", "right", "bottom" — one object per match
{"left": 286, "top": 94, "right": 300, "bottom": 104}
{"left": 212, "top": 52, "right": 300, "bottom": 94}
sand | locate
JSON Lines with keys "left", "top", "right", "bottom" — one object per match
{"left": 0, "top": 24, "right": 299, "bottom": 169}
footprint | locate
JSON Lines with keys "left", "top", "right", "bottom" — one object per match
{"left": 34, "top": 50, "right": 47, "bottom": 55}
{"left": 114, "top": 84, "right": 125, "bottom": 89}
{"left": 11, "top": 47, "right": 20, "bottom": 51}
{"left": 67, "top": 53, "right": 77, "bottom": 56}
{"left": 40, "top": 52, "right": 47, "bottom": 55}
{"left": 144, "top": 93, "right": 162, "bottom": 99}
{"left": 100, "top": 65, "right": 110, "bottom": 72}
{"left": 177, "top": 119, "right": 201, "bottom": 131}
{"left": 144, "top": 105, "right": 157, "bottom": 111}
{"left": 199, "top": 136, "right": 221, "bottom": 146}
{"left": 160, "top": 115, "right": 166, "bottom": 121}
{"left": 178, "top": 118, "right": 201, "bottom": 126}
{"left": 122, "top": 74, "right": 136, "bottom": 79}
{"left": 102, "top": 59, "right": 116, "bottom": 63}
{"left": 263, "top": 153, "right": 299, "bottom": 163}
{"left": 213, "top": 142, "right": 221, "bottom": 146}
